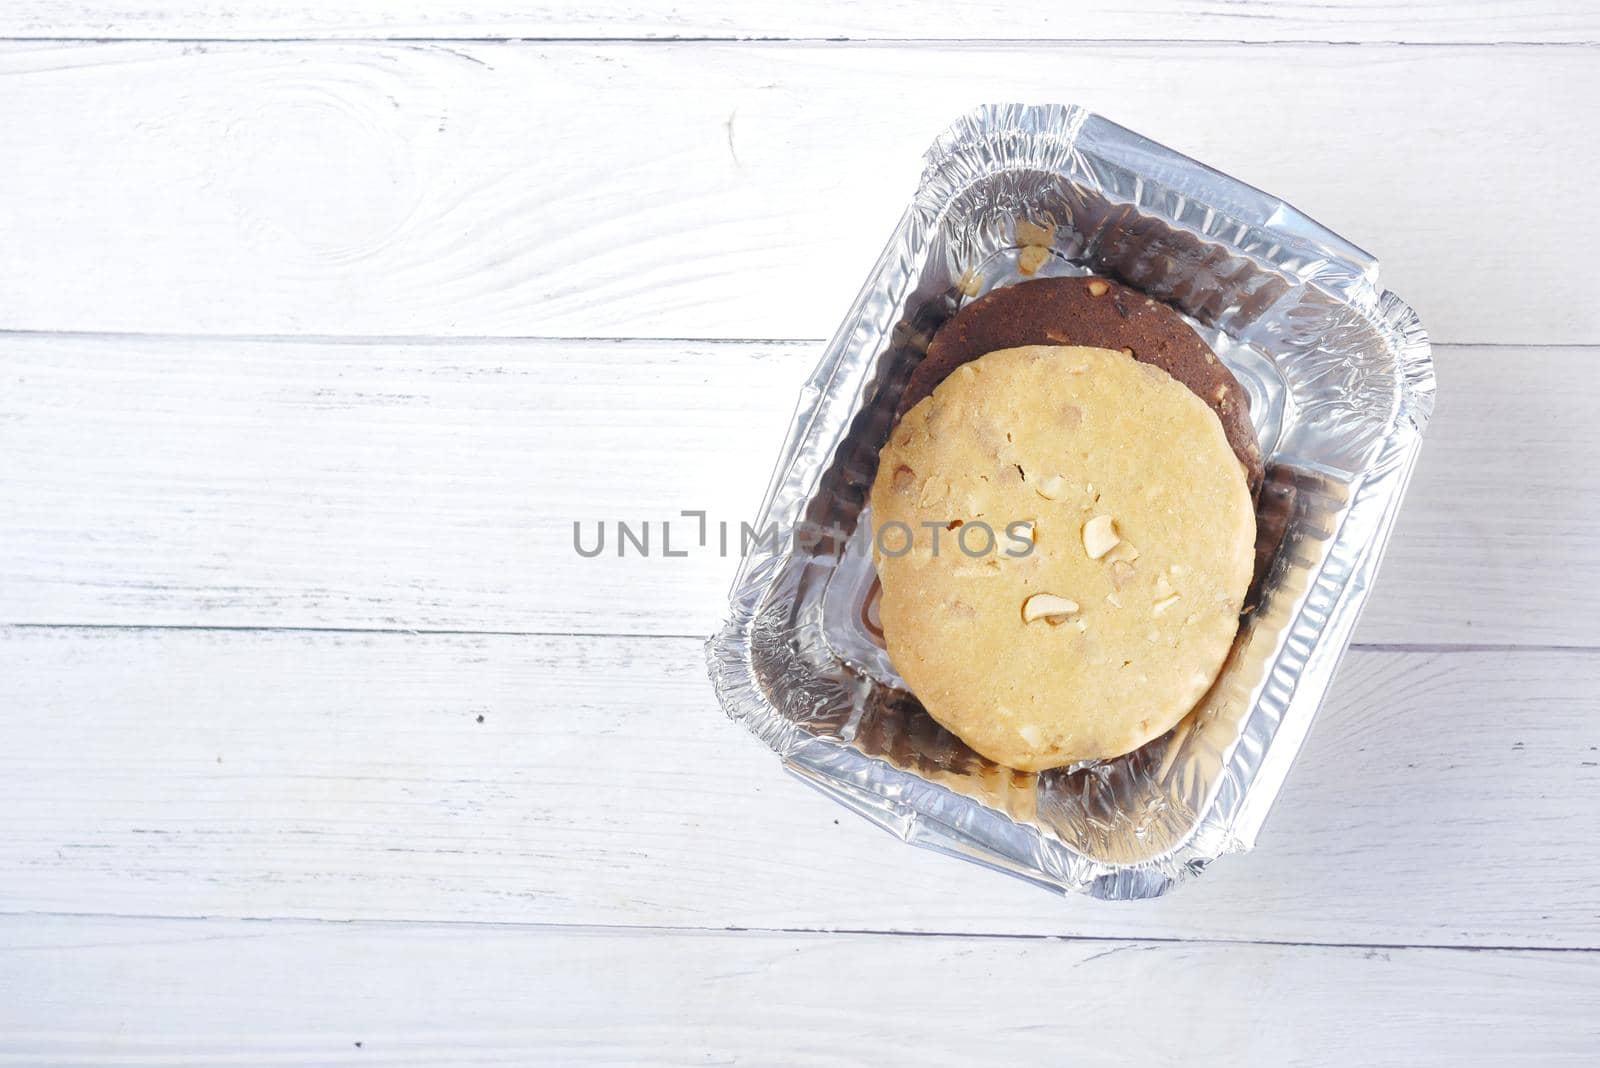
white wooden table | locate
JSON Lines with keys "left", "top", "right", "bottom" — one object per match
{"left": 2, "top": 3, "right": 1598, "bottom": 1063}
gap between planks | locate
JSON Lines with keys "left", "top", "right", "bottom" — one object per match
{"left": 3, "top": 909, "right": 1596, "bottom": 956}
{"left": 3, "top": 328, "right": 1600, "bottom": 350}
{"left": 2, "top": 621, "right": 1597, "bottom": 656}
{"left": 6, "top": 0, "right": 1600, "bottom": 44}
{"left": 4, "top": 36, "right": 1599, "bottom": 46}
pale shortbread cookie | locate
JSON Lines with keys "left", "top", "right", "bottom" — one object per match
{"left": 870, "top": 345, "right": 1255, "bottom": 771}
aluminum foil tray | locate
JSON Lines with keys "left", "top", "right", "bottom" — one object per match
{"left": 707, "top": 103, "right": 1435, "bottom": 899}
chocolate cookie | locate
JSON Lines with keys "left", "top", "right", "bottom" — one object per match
{"left": 901, "top": 276, "right": 1263, "bottom": 495}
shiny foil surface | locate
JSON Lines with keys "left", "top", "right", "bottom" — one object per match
{"left": 706, "top": 104, "right": 1435, "bottom": 899}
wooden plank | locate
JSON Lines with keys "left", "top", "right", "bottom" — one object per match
{"left": 0, "top": 41, "right": 1594, "bottom": 344}
{"left": 4, "top": 1, "right": 1597, "bottom": 43}
{"left": 2, "top": 335, "right": 1596, "bottom": 646}
{"left": 1, "top": 627, "right": 1596, "bottom": 948}
{"left": 1, "top": 919, "right": 1597, "bottom": 1066}
{"left": 0, "top": 335, "right": 801, "bottom": 637}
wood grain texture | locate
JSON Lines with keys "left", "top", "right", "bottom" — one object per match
{"left": 3, "top": 335, "right": 1596, "bottom": 646}
{"left": 5, "top": 0, "right": 1598, "bottom": 42}
{"left": 2, "top": 626, "right": 1596, "bottom": 947}
{"left": 0, "top": 41, "right": 1595, "bottom": 344}
{"left": 2, "top": 916, "right": 1597, "bottom": 1066}
{"left": 2, "top": 11, "right": 1596, "bottom": 1057}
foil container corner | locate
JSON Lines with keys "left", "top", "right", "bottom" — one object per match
{"left": 706, "top": 103, "right": 1435, "bottom": 900}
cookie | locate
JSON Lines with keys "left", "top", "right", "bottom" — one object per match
{"left": 901, "top": 275, "right": 1264, "bottom": 496}
{"left": 870, "top": 345, "right": 1255, "bottom": 772}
